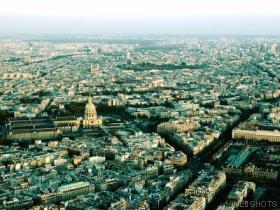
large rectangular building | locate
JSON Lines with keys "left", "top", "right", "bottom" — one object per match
{"left": 232, "top": 129, "right": 280, "bottom": 143}
{"left": 5, "top": 116, "right": 81, "bottom": 141}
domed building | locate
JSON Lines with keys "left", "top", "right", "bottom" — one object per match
{"left": 83, "top": 96, "right": 102, "bottom": 128}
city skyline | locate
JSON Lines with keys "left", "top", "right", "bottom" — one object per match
{"left": 0, "top": 35, "right": 279, "bottom": 209}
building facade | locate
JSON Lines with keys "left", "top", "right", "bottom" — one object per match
{"left": 232, "top": 129, "right": 280, "bottom": 143}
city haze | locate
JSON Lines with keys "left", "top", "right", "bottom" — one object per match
{"left": 0, "top": 0, "right": 280, "bottom": 35}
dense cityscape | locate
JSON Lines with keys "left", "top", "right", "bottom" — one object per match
{"left": 0, "top": 35, "right": 279, "bottom": 209}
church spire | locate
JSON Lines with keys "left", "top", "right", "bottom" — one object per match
{"left": 88, "top": 95, "right": 93, "bottom": 104}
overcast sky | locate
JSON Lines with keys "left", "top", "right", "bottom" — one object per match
{"left": 0, "top": 0, "right": 280, "bottom": 35}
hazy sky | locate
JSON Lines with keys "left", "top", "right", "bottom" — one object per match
{"left": 0, "top": 0, "right": 280, "bottom": 35}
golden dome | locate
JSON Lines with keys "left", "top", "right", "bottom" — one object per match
{"left": 85, "top": 96, "right": 96, "bottom": 111}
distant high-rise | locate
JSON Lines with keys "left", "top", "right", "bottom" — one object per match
{"left": 91, "top": 64, "right": 100, "bottom": 75}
